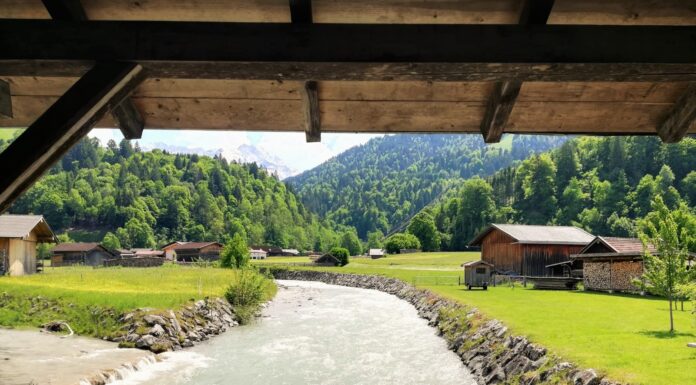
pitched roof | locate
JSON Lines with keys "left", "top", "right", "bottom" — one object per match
{"left": 470, "top": 224, "right": 594, "bottom": 246}
{"left": 579, "top": 236, "right": 656, "bottom": 255}
{"left": 161, "top": 241, "right": 187, "bottom": 250}
{"left": 0, "top": 214, "right": 57, "bottom": 242}
{"left": 51, "top": 242, "right": 108, "bottom": 253}
{"left": 172, "top": 242, "right": 222, "bottom": 251}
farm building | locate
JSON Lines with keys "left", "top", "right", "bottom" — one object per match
{"left": 368, "top": 249, "right": 385, "bottom": 259}
{"left": 0, "top": 215, "right": 56, "bottom": 276}
{"left": 161, "top": 241, "right": 187, "bottom": 260}
{"left": 172, "top": 242, "right": 223, "bottom": 262}
{"left": 314, "top": 254, "right": 341, "bottom": 266}
{"left": 250, "top": 246, "right": 283, "bottom": 256}
{"left": 250, "top": 249, "right": 268, "bottom": 260}
{"left": 51, "top": 243, "right": 113, "bottom": 267}
{"left": 572, "top": 236, "right": 696, "bottom": 293}
{"left": 470, "top": 224, "right": 594, "bottom": 277}
{"left": 281, "top": 248, "right": 300, "bottom": 256}
{"left": 463, "top": 260, "right": 493, "bottom": 290}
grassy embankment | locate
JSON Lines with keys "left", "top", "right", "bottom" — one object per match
{"left": 253, "top": 252, "right": 696, "bottom": 385}
{"left": 0, "top": 264, "right": 276, "bottom": 336}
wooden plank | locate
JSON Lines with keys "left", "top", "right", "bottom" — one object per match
{"left": 0, "top": 79, "right": 11, "bottom": 118}
{"left": 549, "top": 0, "right": 696, "bottom": 26}
{"left": 518, "top": 82, "right": 690, "bottom": 103}
{"left": 301, "top": 80, "right": 320, "bottom": 141}
{"left": 0, "top": 62, "right": 144, "bottom": 213}
{"left": 480, "top": 0, "right": 555, "bottom": 143}
{"left": 112, "top": 98, "right": 144, "bottom": 139}
{"left": 507, "top": 101, "right": 672, "bottom": 133}
{"left": 289, "top": 0, "right": 312, "bottom": 23}
{"left": 1, "top": 21, "right": 695, "bottom": 81}
{"left": 480, "top": 80, "right": 522, "bottom": 143}
{"left": 41, "top": 0, "right": 86, "bottom": 20}
{"left": 657, "top": 83, "right": 696, "bottom": 143}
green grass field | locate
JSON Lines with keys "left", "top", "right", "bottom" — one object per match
{"left": 0, "top": 128, "right": 21, "bottom": 141}
{"left": 259, "top": 251, "right": 696, "bottom": 385}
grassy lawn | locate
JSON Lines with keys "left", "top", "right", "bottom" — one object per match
{"left": 262, "top": 251, "right": 696, "bottom": 385}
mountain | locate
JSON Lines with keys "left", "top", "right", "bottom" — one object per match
{"left": 423, "top": 136, "right": 696, "bottom": 250}
{"left": 4, "top": 138, "right": 337, "bottom": 251}
{"left": 142, "top": 142, "right": 298, "bottom": 179}
{"left": 286, "top": 134, "right": 568, "bottom": 239}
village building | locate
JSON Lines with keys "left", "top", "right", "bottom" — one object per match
{"left": 172, "top": 242, "right": 223, "bottom": 262}
{"left": 250, "top": 245, "right": 283, "bottom": 256}
{"left": 0, "top": 215, "right": 56, "bottom": 276}
{"left": 469, "top": 224, "right": 594, "bottom": 277}
{"left": 51, "top": 243, "right": 113, "bottom": 267}
{"left": 314, "top": 254, "right": 341, "bottom": 266}
{"left": 161, "top": 241, "right": 187, "bottom": 260}
{"left": 114, "top": 249, "right": 136, "bottom": 258}
{"left": 572, "top": 236, "right": 694, "bottom": 293}
{"left": 368, "top": 249, "right": 385, "bottom": 259}
{"left": 250, "top": 249, "right": 268, "bottom": 260}
{"left": 281, "top": 248, "right": 300, "bottom": 256}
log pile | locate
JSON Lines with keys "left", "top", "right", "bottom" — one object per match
{"left": 583, "top": 260, "right": 643, "bottom": 292}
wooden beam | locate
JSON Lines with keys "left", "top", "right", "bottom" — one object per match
{"left": 0, "top": 62, "right": 144, "bottom": 213}
{"left": 0, "top": 79, "right": 11, "bottom": 118}
{"left": 0, "top": 21, "right": 695, "bottom": 82}
{"left": 301, "top": 80, "right": 320, "bottom": 142}
{"left": 480, "top": 81, "right": 522, "bottom": 143}
{"left": 480, "top": 0, "right": 555, "bottom": 143}
{"left": 112, "top": 98, "right": 144, "bottom": 139}
{"left": 40, "top": 0, "right": 87, "bottom": 21}
{"left": 657, "top": 83, "right": 696, "bottom": 143}
{"left": 289, "top": 0, "right": 312, "bottom": 24}
{"left": 41, "top": 0, "right": 144, "bottom": 140}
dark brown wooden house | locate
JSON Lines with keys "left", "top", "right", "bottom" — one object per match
{"left": 172, "top": 242, "right": 223, "bottom": 262}
{"left": 469, "top": 224, "right": 594, "bottom": 277}
{"left": 51, "top": 242, "right": 113, "bottom": 267}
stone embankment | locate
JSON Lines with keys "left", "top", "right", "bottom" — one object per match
{"left": 268, "top": 269, "right": 620, "bottom": 385}
{"left": 108, "top": 298, "right": 238, "bottom": 353}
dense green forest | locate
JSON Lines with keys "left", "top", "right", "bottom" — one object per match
{"left": 421, "top": 136, "right": 696, "bottom": 250}
{"left": 287, "top": 134, "right": 567, "bottom": 239}
{"left": 0, "top": 135, "right": 339, "bottom": 251}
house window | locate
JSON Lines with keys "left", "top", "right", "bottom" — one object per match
{"left": 475, "top": 267, "right": 486, "bottom": 274}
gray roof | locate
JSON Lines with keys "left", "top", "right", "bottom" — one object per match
{"left": 0, "top": 214, "right": 56, "bottom": 242}
{"left": 470, "top": 224, "right": 594, "bottom": 246}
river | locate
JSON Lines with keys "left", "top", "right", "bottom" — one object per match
{"left": 110, "top": 280, "right": 476, "bottom": 385}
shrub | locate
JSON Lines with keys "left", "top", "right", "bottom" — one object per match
{"left": 330, "top": 247, "right": 350, "bottom": 266}
{"left": 224, "top": 269, "right": 270, "bottom": 324}
{"left": 220, "top": 233, "right": 250, "bottom": 268}
{"left": 384, "top": 233, "right": 421, "bottom": 254}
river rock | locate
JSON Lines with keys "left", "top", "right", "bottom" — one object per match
{"left": 143, "top": 314, "right": 166, "bottom": 326}
{"left": 573, "top": 369, "right": 600, "bottom": 385}
{"left": 135, "top": 335, "right": 157, "bottom": 349}
{"left": 149, "top": 324, "right": 165, "bottom": 337}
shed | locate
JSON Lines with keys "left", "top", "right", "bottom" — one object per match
{"left": 0, "top": 214, "right": 56, "bottom": 276}
{"left": 314, "top": 254, "right": 341, "bottom": 267}
{"left": 368, "top": 249, "right": 385, "bottom": 259}
{"left": 172, "top": 242, "right": 223, "bottom": 262}
{"left": 51, "top": 243, "right": 113, "bottom": 267}
{"left": 463, "top": 260, "right": 493, "bottom": 290}
{"left": 161, "top": 241, "right": 187, "bottom": 260}
{"left": 469, "top": 224, "right": 594, "bottom": 277}
{"left": 250, "top": 249, "right": 268, "bottom": 260}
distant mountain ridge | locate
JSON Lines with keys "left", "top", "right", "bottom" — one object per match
{"left": 287, "top": 134, "right": 568, "bottom": 239}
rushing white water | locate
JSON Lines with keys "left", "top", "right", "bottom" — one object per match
{"left": 108, "top": 280, "right": 476, "bottom": 385}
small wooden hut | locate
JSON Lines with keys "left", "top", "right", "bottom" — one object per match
{"left": 462, "top": 260, "right": 493, "bottom": 290}
{"left": 0, "top": 215, "right": 56, "bottom": 276}
{"left": 172, "top": 242, "right": 223, "bottom": 262}
{"left": 51, "top": 243, "right": 113, "bottom": 267}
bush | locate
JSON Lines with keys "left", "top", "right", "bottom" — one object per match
{"left": 220, "top": 233, "right": 250, "bottom": 268}
{"left": 384, "top": 233, "right": 421, "bottom": 254}
{"left": 224, "top": 268, "right": 270, "bottom": 324}
{"left": 330, "top": 247, "right": 350, "bottom": 266}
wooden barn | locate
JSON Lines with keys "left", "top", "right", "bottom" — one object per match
{"left": 0, "top": 215, "right": 56, "bottom": 276}
{"left": 572, "top": 236, "right": 694, "bottom": 293}
{"left": 51, "top": 242, "right": 113, "bottom": 267}
{"left": 172, "top": 242, "right": 223, "bottom": 262}
{"left": 161, "top": 241, "right": 187, "bottom": 260}
{"left": 469, "top": 224, "right": 594, "bottom": 277}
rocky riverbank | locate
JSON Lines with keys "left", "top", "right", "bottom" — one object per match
{"left": 267, "top": 269, "right": 619, "bottom": 385}
{"left": 108, "top": 298, "right": 238, "bottom": 353}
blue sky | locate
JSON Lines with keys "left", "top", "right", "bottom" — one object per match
{"left": 89, "top": 129, "right": 382, "bottom": 173}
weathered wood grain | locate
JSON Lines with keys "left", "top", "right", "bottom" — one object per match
{"left": 480, "top": 81, "right": 522, "bottom": 143}
{"left": 657, "top": 83, "right": 696, "bottom": 143}
{"left": 0, "top": 79, "right": 11, "bottom": 118}
{"left": 301, "top": 80, "right": 321, "bottom": 142}
{"left": 112, "top": 98, "right": 144, "bottom": 139}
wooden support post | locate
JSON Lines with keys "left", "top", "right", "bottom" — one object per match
{"left": 479, "top": 0, "right": 555, "bottom": 143}
{"left": 289, "top": 0, "right": 313, "bottom": 24}
{"left": 41, "top": 0, "right": 87, "bottom": 20}
{"left": 0, "top": 62, "right": 144, "bottom": 213}
{"left": 657, "top": 83, "right": 696, "bottom": 143}
{"left": 112, "top": 98, "right": 144, "bottom": 139}
{"left": 301, "top": 80, "right": 321, "bottom": 142}
{"left": 0, "top": 79, "right": 10, "bottom": 118}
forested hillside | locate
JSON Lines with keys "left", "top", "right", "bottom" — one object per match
{"left": 287, "top": 134, "right": 567, "bottom": 239}
{"left": 424, "top": 136, "right": 696, "bottom": 250}
{"left": 0, "top": 136, "right": 338, "bottom": 251}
